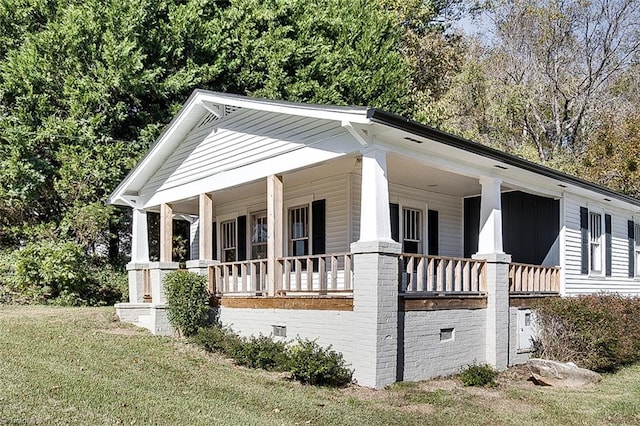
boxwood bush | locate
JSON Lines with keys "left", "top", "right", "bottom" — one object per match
{"left": 164, "top": 270, "right": 209, "bottom": 337}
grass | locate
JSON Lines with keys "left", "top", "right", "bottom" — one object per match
{"left": 0, "top": 306, "right": 639, "bottom": 425}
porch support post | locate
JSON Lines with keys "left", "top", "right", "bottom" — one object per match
{"left": 187, "top": 193, "right": 218, "bottom": 277}
{"left": 475, "top": 176, "right": 510, "bottom": 370}
{"left": 350, "top": 147, "right": 401, "bottom": 388}
{"left": 160, "top": 203, "right": 173, "bottom": 262}
{"left": 131, "top": 207, "right": 149, "bottom": 263}
{"left": 127, "top": 206, "right": 150, "bottom": 303}
{"left": 199, "top": 193, "right": 213, "bottom": 260}
{"left": 474, "top": 252, "right": 511, "bottom": 371}
{"left": 477, "top": 176, "right": 503, "bottom": 254}
{"left": 350, "top": 240, "right": 402, "bottom": 389}
{"left": 358, "top": 147, "right": 393, "bottom": 242}
{"left": 267, "top": 174, "right": 283, "bottom": 296}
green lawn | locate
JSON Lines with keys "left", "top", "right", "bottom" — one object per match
{"left": 1, "top": 306, "right": 639, "bottom": 425}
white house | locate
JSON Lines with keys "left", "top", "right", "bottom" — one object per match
{"left": 109, "top": 90, "right": 640, "bottom": 388}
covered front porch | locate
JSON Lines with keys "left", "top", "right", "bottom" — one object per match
{"left": 124, "top": 148, "right": 561, "bottom": 307}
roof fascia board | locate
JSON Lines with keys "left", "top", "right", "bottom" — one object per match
{"left": 108, "top": 90, "right": 206, "bottom": 206}
{"left": 369, "top": 109, "right": 640, "bottom": 208}
{"left": 195, "top": 90, "right": 371, "bottom": 124}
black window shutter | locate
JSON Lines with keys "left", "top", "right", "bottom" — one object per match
{"left": 312, "top": 199, "right": 326, "bottom": 255}
{"left": 605, "top": 214, "right": 612, "bottom": 276}
{"left": 629, "top": 220, "right": 635, "bottom": 278}
{"left": 428, "top": 210, "right": 439, "bottom": 255}
{"left": 390, "top": 203, "right": 399, "bottom": 242}
{"left": 237, "top": 215, "right": 246, "bottom": 261}
{"left": 580, "top": 207, "right": 589, "bottom": 274}
{"left": 212, "top": 221, "right": 217, "bottom": 260}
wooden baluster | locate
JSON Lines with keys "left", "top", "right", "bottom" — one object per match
{"left": 295, "top": 259, "right": 302, "bottom": 291}
{"left": 331, "top": 255, "right": 338, "bottom": 291}
{"left": 436, "top": 258, "right": 445, "bottom": 292}
{"left": 407, "top": 256, "right": 415, "bottom": 292}
{"left": 463, "top": 261, "right": 470, "bottom": 292}
{"left": 427, "top": 257, "right": 435, "bottom": 291}
{"left": 319, "top": 256, "right": 326, "bottom": 293}
{"left": 417, "top": 256, "right": 425, "bottom": 292}
{"left": 306, "top": 258, "right": 313, "bottom": 291}
{"left": 445, "top": 259, "right": 453, "bottom": 292}
{"left": 284, "top": 259, "right": 291, "bottom": 291}
{"left": 344, "top": 254, "right": 352, "bottom": 291}
{"left": 454, "top": 260, "right": 462, "bottom": 292}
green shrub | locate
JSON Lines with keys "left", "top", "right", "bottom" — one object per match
{"left": 533, "top": 294, "right": 640, "bottom": 372}
{"left": 459, "top": 362, "right": 498, "bottom": 387}
{"left": 193, "top": 327, "right": 352, "bottom": 386}
{"left": 193, "top": 325, "right": 243, "bottom": 355}
{"left": 287, "top": 338, "right": 353, "bottom": 387}
{"left": 10, "top": 239, "right": 89, "bottom": 302}
{"left": 233, "top": 335, "right": 289, "bottom": 371}
{"left": 164, "top": 270, "right": 210, "bottom": 337}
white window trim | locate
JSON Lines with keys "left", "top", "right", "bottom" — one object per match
{"left": 588, "top": 208, "right": 605, "bottom": 277}
{"left": 392, "top": 197, "right": 428, "bottom": 255}
{"left": 634, "top": 221, "right": 640, "bottom": 277}
{"left": 284, "top": 196, "right": 315, "bottom": 257}
{"left": 215, "top": 213, "right": 240, "bottom": 261}
{"left": 250, "top": 210, "right": 268, "bottom": 260}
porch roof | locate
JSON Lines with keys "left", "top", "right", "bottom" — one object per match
{"left": 107, "top": 90, "right": 640, "bottom": 210}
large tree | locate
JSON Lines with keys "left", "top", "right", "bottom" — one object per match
{"left": 438, "top": 0, "right": 640, "bottom": 164}
{"left": 1, "top": 0, "right": 461, "bottom": 264}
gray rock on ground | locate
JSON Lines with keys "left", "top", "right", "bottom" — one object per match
{"left": 527, "top": 358, "right": 602, "bottom": 387}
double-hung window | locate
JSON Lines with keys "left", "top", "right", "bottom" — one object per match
{"left": 221, "top": 220, "right": 236, "bottom": 262}
{"left": 289, "top": 205, "right": 309, "bottom": 257}
{"left": 589, "top": 212, "right": 602, "bottom": 273}
{"left": 403, "top": 208, "right": 422, "bottom": 254}
{"left": 635, "top": 223, "right": 640, "bottom": 276}
{"left": 251, "top": 211, "right": 267, "bottom": 259}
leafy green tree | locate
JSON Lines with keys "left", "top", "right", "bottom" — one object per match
{"left": 0, "top": 0, "right": 431, "bottom": 278}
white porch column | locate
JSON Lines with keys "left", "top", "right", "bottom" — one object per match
{"left": 475, "top": 176, "right": 509, "bottom": 371}
{"left": 358, "top": 147, "right": 393, "bottom": 242}
{"left": 131, "top": 207, "right": 149, "bottom": 263}
{"left": 477, "top": 176, "right": 504, "bottom": 254}
{"left": 187, "top": 193, "right": 218, "bottom": 278}
{"left": 199, "top": 193, "right": 213, "bottom": 260}
{"left": 267, "top": 175, "right": 283, "bottom": 297}
{"left": 160, "top": 203, "right": 173, "bottom": 262}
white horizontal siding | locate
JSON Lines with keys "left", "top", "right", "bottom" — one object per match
{"left": 140, "top": 110, "right": 348, "bottom": 198}
{"left": 285, "top": 174, "right": 350, "bottom": 255}
{"left": 211, "top": 174, "right": 350, "bottom": 258}
{"left": 389, "top": 183, "right": 463, "bottom": 257}
{"left": 349, "top": 173, "right": 463, "bottom": 257}
{"left": 563, "top": 195, "right": 640, "bottom": 295}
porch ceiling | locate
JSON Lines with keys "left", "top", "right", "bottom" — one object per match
{"left": 387, "top": 153, "right": 516, "bottom": 197}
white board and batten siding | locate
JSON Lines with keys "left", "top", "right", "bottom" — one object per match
{"left": 350, "top": 174, "right": 464, "bottom": 257}
{"left": 139, "top": 108, "right": 361, "bottom": 208}
{"left": 563, "top": 194, "right": 640, "bottom": 296}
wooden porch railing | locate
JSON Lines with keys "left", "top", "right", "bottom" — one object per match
{"left": 278, "top": 253, "right": 353, "bottom": 294}
{"left": 209, "top": 259, "right": 268, "bottom": 295}
{"left": 209, "top": 253, "right": 353, "bottom": 296}
{"left": 399, "top": 254, "right": 486, "bottom": 294}
{"left": 509, "top": 262, "right": 560, "bottom": 294}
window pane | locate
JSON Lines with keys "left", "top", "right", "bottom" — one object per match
{"left": 402, "top": 207, "right": 422, "bottom": 253}
{"left": 251, "top": 212, "right": 268, "bottom": 244}
{"left": 589, "top": 213, "right": 602, "bottom": 272}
